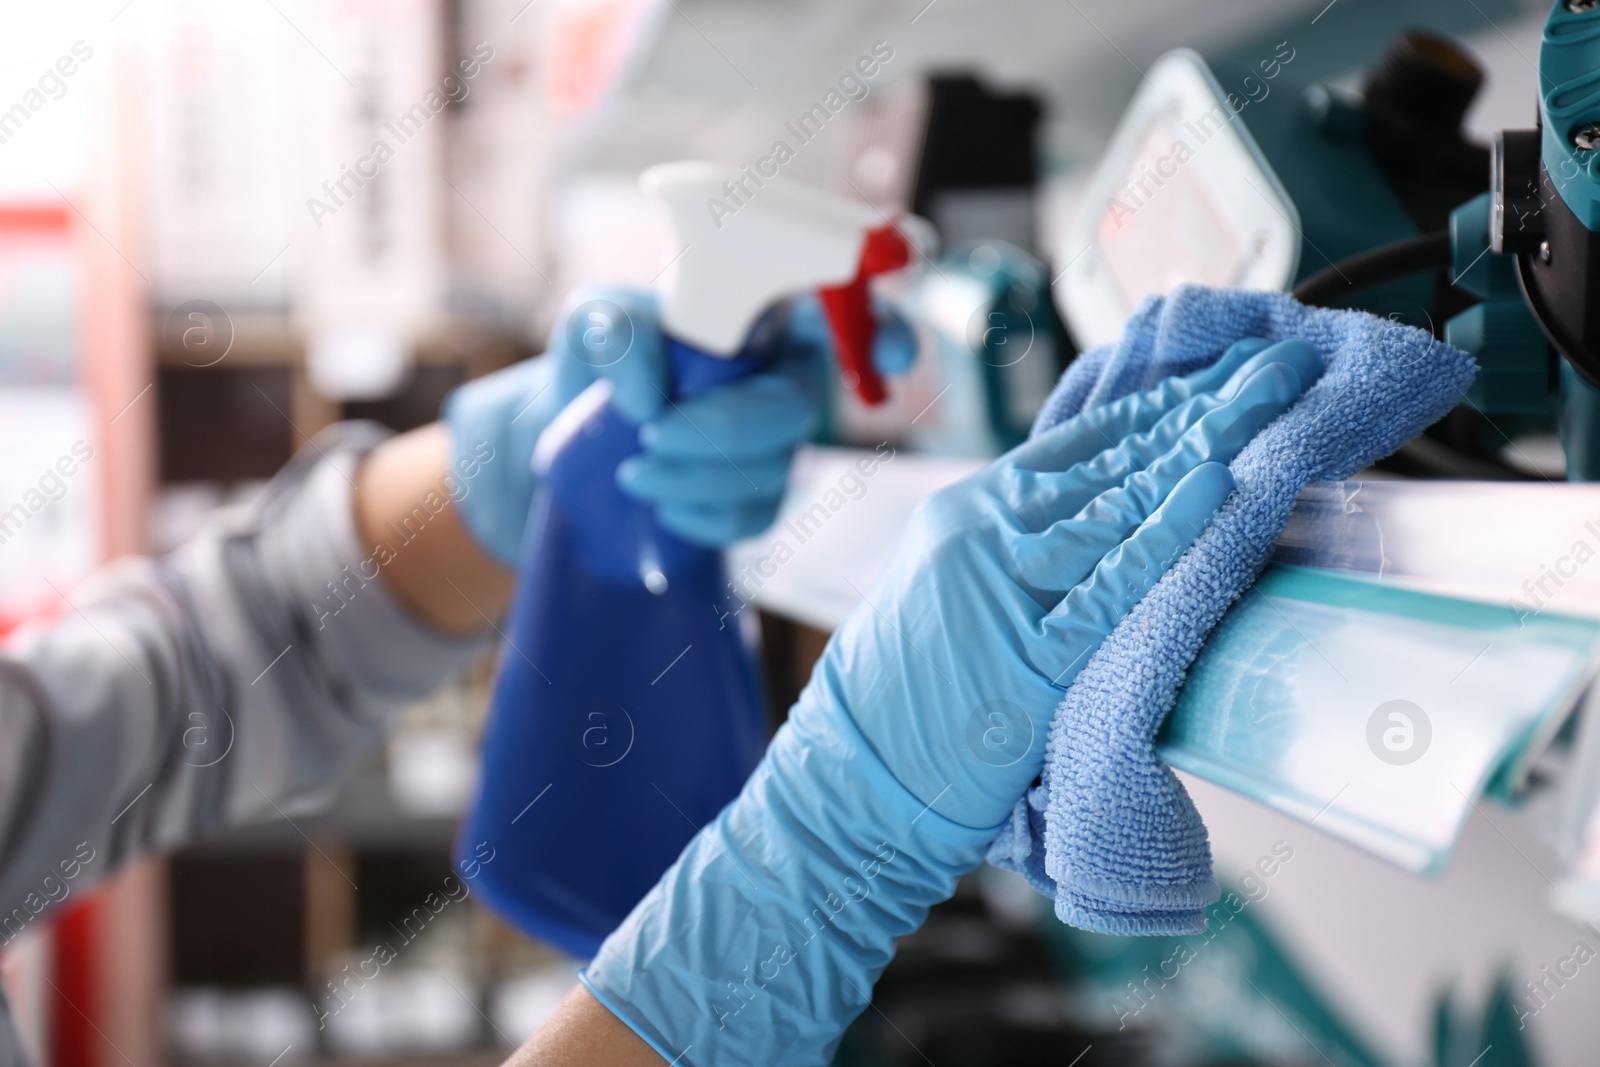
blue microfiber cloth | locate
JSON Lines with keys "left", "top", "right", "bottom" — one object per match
{"left": 986, "top": 284, "right": 1477, "bottom": 936}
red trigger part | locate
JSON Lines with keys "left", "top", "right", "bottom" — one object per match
{"left": 818, "top": 223, "right": 911, "bottom": 406}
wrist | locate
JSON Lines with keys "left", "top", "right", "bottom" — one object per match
{"left": 355, "top": 425, "right": 514, "bottom": 633}
{"left": 582, "top": 678, "right": 996, "bottom": 1067}
{"left": 441, "top": 356, "right": 561, "bottom": 568}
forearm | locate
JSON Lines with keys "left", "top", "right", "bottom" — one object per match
{"left": 576, "top": 675, "right": 993, "bottom": 1067}
{"left": 492, "top": 677, "right": 968, "bottom": 1067}
{"left": 354, "top": 423, "right": 515, "bottom": 634}
{"left": 505, "top": 987, "right": 662, "bottom": 1067}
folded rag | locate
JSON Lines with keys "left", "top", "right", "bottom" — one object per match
{"left": 986, "top": 284, "right": 1477, "bottom": 936}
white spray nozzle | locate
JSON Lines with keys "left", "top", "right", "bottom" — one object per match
{"left": 642, "top": 161, "right": 886, "bottom": 356}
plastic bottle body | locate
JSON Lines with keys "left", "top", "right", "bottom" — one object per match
{"left": 458, "top": 340, "right": 770, "bottom": 958}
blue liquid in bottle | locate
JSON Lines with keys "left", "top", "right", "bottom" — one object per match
{"left": 459, "top": 334, "right": 771, "bottom": 958}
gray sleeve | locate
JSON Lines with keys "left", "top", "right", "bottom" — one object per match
{"left": 0, "top": 422, "right": 492, "bottom": 935}
{"left": 0, "top": 984, "right": 27, "bottom": 1067}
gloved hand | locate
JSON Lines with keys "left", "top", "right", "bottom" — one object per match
{"left": 443, "top": 287, "right": 916, "bottom": 568}
{"left": 581, "top": 338, "right": 1324, "bottom": 1067}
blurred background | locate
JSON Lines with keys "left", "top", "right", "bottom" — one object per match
{"left": 0, "top": 0, "right": 1577, "bottom": 1065}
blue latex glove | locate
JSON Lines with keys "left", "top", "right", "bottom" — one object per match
{"left": 443, "top": 287, "right": 916, "bottom": 566}
{"left": 581, "top": 338, "right": 1324, "bottom": 1067}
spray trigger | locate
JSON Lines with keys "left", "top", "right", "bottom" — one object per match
{"left": 818, "top": 224, "right": 912, "bottom": 406}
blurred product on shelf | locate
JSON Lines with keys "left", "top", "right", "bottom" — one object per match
{"left": 895, "top": 238, "right": 1068, "bottom": 456}
{"left": 140, "top": 0, "right": 297, "bottom": 311}
{"left": 168, "top": 987, "right": 318, "bottom": 1064}
{"left": 0, "top": 208, "right": 99, "bottom": 627}
{"left": 295, "top": 0, "right": 449, "bottom": 400}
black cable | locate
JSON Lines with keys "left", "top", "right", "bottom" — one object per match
{"left": 1291, "top": 230, "right": 1453, "bottom": 307}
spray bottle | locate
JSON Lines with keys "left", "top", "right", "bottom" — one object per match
{"left": 459, "top": 162, "right": 915, "bottom": 957}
